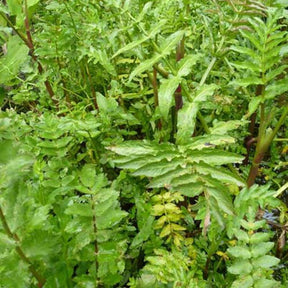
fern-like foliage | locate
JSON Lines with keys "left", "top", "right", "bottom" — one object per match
{"left": 151, "top": 191, "right": 186, "bottom": 246}
{"left": 227, "top": 185, "right": 282, "bottom": 288}
{"left": 229, "top": 8, "right": 288, "bottom": 115}
{"left": 109, "top": 136, "right": 245, "bottom": 227}
{"left": 144, "top": 248, "right": 206, "bottom": 288}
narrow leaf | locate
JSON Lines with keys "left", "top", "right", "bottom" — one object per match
{"left": 158, "top": 76, "right": 182, "bottom": 120}
{"left": 112, "top": 20, "right": 166, "bottom": 58}
{"left": 177, "top": 54, "right": 201, "bottom": 77}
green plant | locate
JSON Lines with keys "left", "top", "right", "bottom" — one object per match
{"left": 0, "top": 0, "right": 287, "bottom": 287}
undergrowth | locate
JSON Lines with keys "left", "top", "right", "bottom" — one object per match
{"left": 0, "top": 0, "right": 287, "bottom": 287}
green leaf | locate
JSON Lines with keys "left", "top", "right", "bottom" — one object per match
{"left": 186, "top": 149, "right": 243, "bottom": 165}
{"left": 108, "top": 141, "right": 157, "bottom": 156}
{"left": 112, "top": 20, "right": 167, "bottom": 58}
{"left": 177, "top": 54, "right": 200, "bottom": 78}
{"left": 130, "top": 215, "right": 154, "bottom": 248}
{"left": 174, "top": 182, "right": 203, "bottom": 197}
{"left": 27, "top": 0, "right": 40, "bottom": 7}
{"left": 193, "top": 84, "right": 218, "bottom": 102}
{"left": 231, "top": 275, "right": 254, "bottom": 288}
{"left": 230, "top": 45, "right": 260, "bottom": 62}
{"left": 250, "top": 242, "right": 274, "bottom": 258}
{"left": 210, "top": 120, "right": 247, "bottom": 135}
{"left": 240, "top": 219, "right": 266, "bottom": 231}
{"left": 159, "top": 30, "right": 186, "bottom": 56}
{"left": 231, "top": 61, "right": 261, "bottom": 73}
{"left": 6, "top": 0, "right": 22, "bottom": 16}
{"left": 232, "top": 77, "right": 264, "bottom": 87}
{"left": 254, "top": 278, "right": 280, "bottom": 288}
{"left": 79, "top": 164, "right": 96, "bottom": 188}
{"left": 249, "top": 232, "right": 271, "bottom": 244}
{"left": 252, "top": 255, "right": 280, "bottom": 268}
{"left": 183, "top": 134, "right": 236, "bottom": 149}
{"left": 0, "top": 36, "right": 29, "bottom": 83}
{"left": 227, "top": 246, "right": 251, "bottom": 259}
{"left": 248, "top": 96, "right": 262, "bottom": 116}
{"left": 194, "top": 163, "right": 246, "bottom": 186}
{"left": 265, "top": 65, "right": 288, "bottom": 82}
{"left": 176, "top": 101, "right": 198, "bottom": 144}
{"left": 97, "top": 209, "right": 128, "bottom": 229}
{"left": 228, "top": 259, "right": 252, "bottom": 275}
{"left": 132, "top": 158, "right": 183, "bottom": 177}
{"left": 207, "top": 187, "right": 234, "bottom": 215}
{"left": 129, "top": 30, "right": 185, "bottom": 81}
{"left": 158, "top": 76, "right": 182, "bottom": 120}
{"left": 240, "top": 29, "right": 263, "bottom": 52}
{"left": 265, "top": 79, "right": 288, "bottom": 99}
{"left": 65, "top": 202, "right": 93, "bottom": 217}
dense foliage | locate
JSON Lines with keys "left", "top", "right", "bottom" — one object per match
{"left": 0, "top": 0, "right": 287, "bottom": 287}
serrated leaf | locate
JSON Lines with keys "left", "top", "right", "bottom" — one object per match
{"left": 232, "top": 77, "right": 264, "bottom": 87}
{"left": 265, "top": 65, "right": 288, "bottom": 82}
{"left": 97, "top": 209, "right": 128, "bottom": 229}
{"left": 112, "top": 20, "right": 166, "bottom": 58}
{"left": 265, "top": 79, "right": 288, "bottom": 99}
{"left": 108, "top": 141, "right": 156, "bottom": 156}
{"left": 254, "top": 278, "right": 280, "bottom": 288}
{"left": 65, "top": 202, "right": 93, "bottom": 217}
{"left": 130, "top": 216, "right": 154, "bottom": 248}
{"left": 27, "top": 0, "right": 40, "bottom": 7}
{"left": 234, "top": 230, "right": 249, "bottom": 242}
{"left": 176, "top": 101, "right": 198, "bottom": 144}
{"left": 177, "top": 54, "right": 200, "bottom": 77}
{"left": 79, "top": 164, "right": 96, "bottom": 188}
{"left": 159, "top": 30, "right": 186, "bottom": 55}
{"left": 240, "top": 219, "right": 266, "bottom": 230}
{"left": 228, "top": 246, "right": 251, "bottom": 259}
{"left": 0, "top": 36, "right": 29, "bottom": 82}
{"left": 210, "top": 120, "right": 247, "bottom": 135}
{"left": 186, "top": 149, "right": 243, "bottom": 165}
{"left": 193, "top": 84, "right": 218, "bottom": 102}
{"left": 183, "top": 134, "right": 235, "bottom": 149}
{"left": 174, "top": 182, "right": 203, "bottom": 197}
{"left": 132, "top": 158, "right": 183, "bottom": 177}
{"left": 129, "top": 30, "right": 185, "bottom": 81}
{"left": 207, "top": 187, "right": 234, "bottom": 215}
{"left": 240, "top": 29, "right": 263, "bottom": 52}
{"left": 148, "top": 168, "right": 189, "bottom": 188}
{"left": 37, "top": 136, "right": 73, "bottom": 148}
{"left": 158, "top": 76, "right": 182, "bottom": 120}
{"left": 231, "top": 61, "right": 261, "bottom": 73}
{"left": 252, "top": 255, "right": 279, "bottom": 268}
{"left": 249, "top": 232, "right": 270, "bottom": 244}
{"left": 251, "top": 242, "right": 274, "bottom": 258}
{"left": 231, "top": 275, "right": 254, "bottom": 288}
{"left": 230, "top": 45, "right": 260, "bottom": 61}
{"left": 248, "top": 96, "right": 262, "bottom": 116}
{"left": 194, "top": 163, "right": 246, "bottom": 186}
{"left": 228, "top": 259, "right": 252, "bottom": 275}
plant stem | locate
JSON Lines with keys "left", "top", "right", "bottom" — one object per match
{"left": 91, "top": 196, "right": 102, "bottom": 287}
{"left": 247, "top": 105, "right": 288, "bottom": 187}
{"left": 0, "top": 206, "right": 46, "bottom": 287}
{"left": 85, "top": 64, "right": 98, "bottom": 110}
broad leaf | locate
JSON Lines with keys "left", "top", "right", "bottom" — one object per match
{"left": 227, "top": 246, "right": 251, "bottom": 259}
{"left": 0, "top": 36, "right": 29, "bottom": 83}
{"left": 228, "top": 260, "right": 253, "bottom": 275}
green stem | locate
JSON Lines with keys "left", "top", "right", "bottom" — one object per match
{"left": 247, "top": 105, "right": 288, "bottom": 187}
